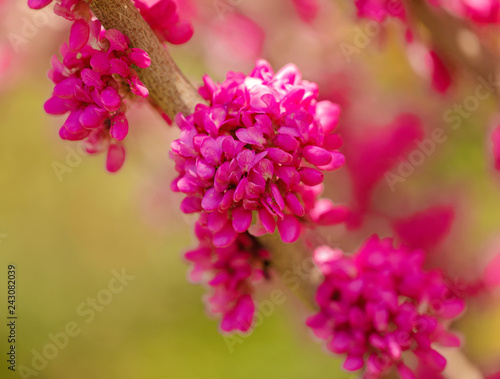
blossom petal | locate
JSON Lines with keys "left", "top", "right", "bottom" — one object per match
{"left": 106, "top": 144, "right": 126, "bottom": 173}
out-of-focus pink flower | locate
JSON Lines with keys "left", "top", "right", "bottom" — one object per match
{"left": 354, "top": 0, "right": 406, "bottom": 22}
{"left": 185, "top": 223, "right": 269, "bottom": 332}
{"left": 208, "top": 13, "right": 265, "bottom": 64}
{"left": 28, "top": 0, "right": 90, "bottom": 20}
{"left": 483, "top": 248, "right": 500, "bottom": 290}
{"left": 344, "top": 113, "right": 423, "bottom": 227}
{"left": 307, "top": 236, "right": 465, "bottom": 378}
{"left": 0, "top": 43, "right": 13, "bottom": 84}
{"left": 427, "top": 50, "right": 452, "bottom": 94}
{"left": 44, "top": 22, "right": 150, "bottom": 172}
{"left": 491, "top": 124, "right": 500, "bottom": 171}
{"left": 406, "top": 43, "right": 454, "bottom": 94}
{"left": 355, "top": 0, "right": 499, "bottom": 25}
{"left": 393, "top": 205, "right": 455, "bottom": 250}
{"left": 415, "top": 364, "right": 446, "bottom": 378}
{"left": 171, "top": 60, "right": 347, "bottom": 246}
{"left": 291, "top": 0, "right": 320, "bottom": 23}
{"left": 459, "top": 0, "right": 500, "bottom": 24}
{"left": 133, "top": 0, "right": 194, "bottom": 44}
{"left": 486, "top": 370, "right": 500, "bottom": 379}
{"left": 27, "top": 0, "right": 53, "bottom": 9}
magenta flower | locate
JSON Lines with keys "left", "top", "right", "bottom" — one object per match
{"left": 28, "top": 0, "right": 194, "bottom": 45}
{"left": 392, "top": 205, "right": 455, "bottom": 251}
{"left": 459, "top": 0, "right": 500, "bottom": 24}
{"left": 291, "top": 0, "right": 320, "bottom": 23}
{"left": 492, "top": 123, "right": 500, "bottom": 171}
{"left": 208, "top": 12, "right": 265, "bottom": 65}
{"left": 171, "top": 60, "right": 347, "bottom": 246}
{"left": 44, "top": 21, "right": 150, "bottom": 172}
{"left": 427, "top": 50, "right": 452, "bottom": 94}
{"left": 185, "top": 222, "right": 269, "bottom": 332}
{"left": 354, "top": 0, "right": 406, "bottom": 22}
{"left": 483, "top": 245, "right": 500, "bottom": 291}
{"left": 344, "top": 113, "right": 423, "bottom": 228}
{"left": 28, "top": 0, "right": 90, "bottom": 20}
{"left": 133, "top": 0, "right": 194, "bottom": 45}
{"left": 306, "top": 236, "right": 465, "bottom": 378}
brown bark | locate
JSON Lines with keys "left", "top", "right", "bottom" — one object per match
{"left": 86, "top": 0, "right": 204, "bottom": 118}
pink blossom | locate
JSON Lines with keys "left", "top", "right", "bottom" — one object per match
{"left": 208, "top": 13, "right": 265, "bottom": 64}
{"left": 28, "top": 0, "right": 90, "bottom": 20}
{"left": 486, "top": 370, "right": 500, "bottom": 379}
{"left": 415, "top": 364, "right": 446, "bottom": 378}
{"left": 427, "top": 50, "right": 452, "bottom": 94}
{"left": 354, "top": 0, "right": 406, "bottom": 22}
{"left": 306, "top": 236, "right": 465, "bottom": 378}
{"left": 185, "top": 222, "right": 269, "bottom": 332}
{"left": 44, "top": 21, "right": 150, "bottom": 172}
{"left": 0, "top": 43, "right": 14, "bottom": 87}
{"left": 291, "top": 0, "right": 320, "bottom": 23}
{"left": 392, "top": 205, "right": 455, "bottom": 250}
{"left": 492, "top": 123, "right": 500, "bottom": 171}
{"left": 459, "top": 0, "right": 500, "bottom": 24}
{"left": 171, "top": 60, "right": 347, "bottom": 245}
{"left": 483, "top": 248, "right": 500, "bottom": 290}
{"left": 133, "top": 0, "right": 194, "bottom": 44}
{"left": 344, "top": 113, "right": 423, "bottom": 227}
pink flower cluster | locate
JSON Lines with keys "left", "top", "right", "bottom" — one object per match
{"left": 44, "top": 21, "right": 151, "bottom": 172}
{"left": 171, "top": 60, "right": 348, "bottom": 246}
{"left": 306, "top": 236, "right": 465, "bottom": 378}
{"left": 28, "top": 0, "right": 197, "bottom": 172}
{"left": 133, "top": 0, "right": 194, "bottom": 45}
{"left": 185, "top": 221, "right": 269, "bottom": 332}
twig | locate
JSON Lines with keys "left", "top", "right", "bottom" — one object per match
{"left": 86, "top": 0, "right": 204, "bottom": 118}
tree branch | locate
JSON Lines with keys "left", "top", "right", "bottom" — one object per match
{"left": 86, "top": 0, "right": 204, "bottom": 118}
{"left": 260, "top": 233, "right": 320, "bottom": 310}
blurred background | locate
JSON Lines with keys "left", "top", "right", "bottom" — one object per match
{"left": 2, "top": 0, "right": 500, "bottom": 378}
